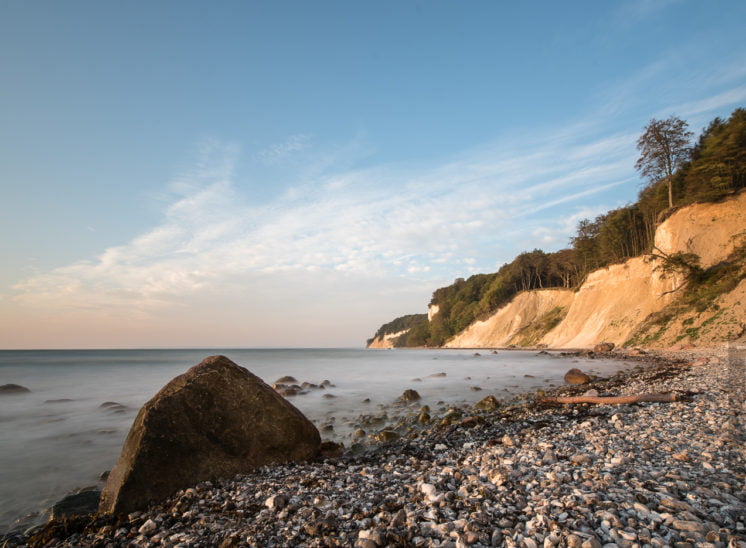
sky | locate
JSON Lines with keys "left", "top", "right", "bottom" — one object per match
{"left": 1, "top": 0, "right": 745, "bottom": 349}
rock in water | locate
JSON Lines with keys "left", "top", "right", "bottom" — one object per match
{"left": 50, "top": 489, "right": 101, "bottom": 520}
{"left": 99, "top": 355, "right": 320, "bottom": 515}
{"left": 399, "top": 389, "right": 421, "bottom": 402}
{"left": 593, "top": 342, "right": 615, "bottom": 353}
{"left": 0, "top": 383, "right": 31, "bottom": 394}
{"left": 564, "top": 368, "right": 591, "bottom": 385}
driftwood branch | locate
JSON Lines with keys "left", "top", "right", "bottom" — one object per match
{"left": 539, "top": 393, "right": 677, "bottom": 405}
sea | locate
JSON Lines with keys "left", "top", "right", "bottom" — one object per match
{"left": 0, "top": 348, "right": 632, "bottom": 533}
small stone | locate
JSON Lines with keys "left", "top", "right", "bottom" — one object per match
{"left": 566, "top": 534, "right": 583, "bottom": 548}
{"left": 265, "top": 494, "right": 288, "bottom": 511}
{"left": 672, "top": 519, "right": 705, "bottom": 533}
{"left": 375, "top": 430, "right": 400, "bottom": 442}
{"left": 138, "top": 519, "right": 157, "bottom": 536}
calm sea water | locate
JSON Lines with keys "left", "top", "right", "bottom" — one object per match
{"left": 0, "top": 348, "right": 630, "bottom": 533}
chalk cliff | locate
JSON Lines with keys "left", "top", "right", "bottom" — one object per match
{"left": 457, "top": 192, "right": 746, "bottom": 349}
{"left": 371, "top": 192, "right": 745, "bottom": 350}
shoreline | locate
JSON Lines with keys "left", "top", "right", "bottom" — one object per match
{"left": 6, "top": 347, "right": 745, "bottom": 547}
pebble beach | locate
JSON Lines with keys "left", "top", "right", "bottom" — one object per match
{"left": 7, "top": 348, "right": 746, "bottom": 548}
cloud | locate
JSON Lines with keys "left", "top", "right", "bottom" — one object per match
{"left": 669, "top": 84, "right": 746, "bottom": 119}
{"left": 7, "top": 70, "right": 743, "bottom": 346}
{"left": 254, "top": 134, "right": 311, "bottom": 164}
{"left": 10, "top": 121, "right": 639, "bottom": 319}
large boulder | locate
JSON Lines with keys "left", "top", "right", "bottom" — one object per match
{"left": 99, "top": 355, "right": 320, "bottom": 515}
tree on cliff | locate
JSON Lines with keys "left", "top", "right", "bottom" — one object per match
{"left": 636, "top": 115, "right": 692, "bottom": 208}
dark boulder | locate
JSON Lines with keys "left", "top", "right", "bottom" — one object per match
{"left": 0, "top": 383, "right": 30, "bottom": 394}
{"left": 99, "top": 355, "right": 320, "bottom": 515}
{"left": 49, "top": 489, "right": 100, "bottom": 520}
{"left": 564, "top": 368, "right": 592, "bottom": 385}
{"left": 274, "top": 375, "right": 298, "bottom": 384}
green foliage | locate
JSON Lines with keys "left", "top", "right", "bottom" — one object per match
{"left": 682, "top": 108, "right": 746, "bottom": 200}
{"left": 625, "top": 240, "right": 746, "bottom": 346}
{"left": 369, "top": 313, "right": 428, "bottom": 345}
{"left": 422, "top": 249, "right": 583, "bottom": 346}
{"left": 651, "top": 249, "right": 704, "bottom": 282}
{"left": 636, "top": 115, "right": 693, "bottom": 208}
{"left": 379, "top": 108, "right": 746, "bottom": 348}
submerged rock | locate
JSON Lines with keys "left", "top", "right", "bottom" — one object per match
{"left": 99, "top": 355, "right": 320, "bottom": 515}
{"left": 0, "top": 383, "right": 31, "bottom": 394}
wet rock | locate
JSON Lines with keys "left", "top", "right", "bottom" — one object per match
{"left": 275, "top": 376, "right": 298, "bottom": 384}
{"left": 564, "top": 368, "right": 591, "bottom": 385}
{"left": 0, "top": 383, "right": 31, "bottom": 394}
{"left": 593, "top": 342, "right": 615, "bottom": 353}
{"left": 375, "top": 430, "right": 400, "bottom": 443}
{"left": 475, "top": 395, "right": 500, "bottom": 410}
{"left": 49, "top": 489, "right": 101, "bottom": 520}
{"left": 99, "top": 401, "right": 128, "bottom": 413}
{"left": 99, "top": 355, "right": 320, "bottom": 515}
{"left": 319, "top": 441, "right": 344, "bottom": 457}
{"left": 399, "top": 389, "right": 421, "bottom": 402}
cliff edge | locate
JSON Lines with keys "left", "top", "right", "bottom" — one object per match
{"left": 370, "top": 192, "right": 745, "bottom": 350}
{"left": 471, "top": 192, "right": 746, "bottom": 349}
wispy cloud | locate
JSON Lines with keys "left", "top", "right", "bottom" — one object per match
{"left": 6, "top": 71, "right": 744, "bottom": 346}
{"left": 254, "top": 134, "right": 311, "bottom": 164}
{"left": 10, "top": 121, "right": 640, "bottom": 316}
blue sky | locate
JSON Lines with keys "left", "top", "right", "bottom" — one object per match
{"left": 1, "top": 0, "right": 745, "bottom": 348}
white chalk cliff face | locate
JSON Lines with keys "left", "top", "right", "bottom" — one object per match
{"left": 444, "top": 192, "right": 746, "bottom": 349}
{"left": 367, "top": 329, "right": 410, "bottom": 349}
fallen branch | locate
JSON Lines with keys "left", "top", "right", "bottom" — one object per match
{"left": 539, "top": 393, "right": 677, "bottom": 405}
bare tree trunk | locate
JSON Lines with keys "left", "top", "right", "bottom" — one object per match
{"left": 668, "top": 175, "right": 673, "bottom": 208}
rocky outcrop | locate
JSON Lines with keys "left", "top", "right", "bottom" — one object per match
{"left": 99, "top": 355, "right": 320, "bottom": 515}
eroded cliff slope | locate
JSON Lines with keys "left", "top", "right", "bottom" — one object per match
{"left": 446, "top": 192, "right": 746, "bottom": 349}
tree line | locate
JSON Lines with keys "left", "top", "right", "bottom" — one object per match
{"left": 379, "top": 108, "right": 746, "bottom": 348}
